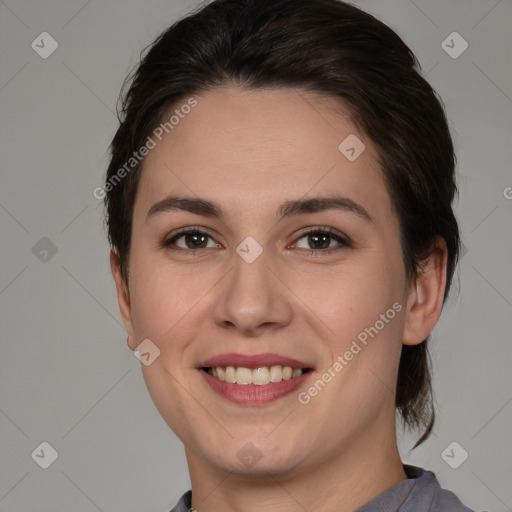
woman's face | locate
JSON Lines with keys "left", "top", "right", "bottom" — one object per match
{"left": 116, "top": 87, "right": 414, "bottom": 476}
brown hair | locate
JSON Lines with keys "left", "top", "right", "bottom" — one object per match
{"left": 104, "top": 0, "right": 460, "bottom": 447}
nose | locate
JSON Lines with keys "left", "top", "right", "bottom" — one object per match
{"left": 212, "top": 246, "right": 293, "bottom": 337}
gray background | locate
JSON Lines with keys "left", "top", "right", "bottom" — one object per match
{"left": 0, "top": 0, "right": 511, "bottom": 511}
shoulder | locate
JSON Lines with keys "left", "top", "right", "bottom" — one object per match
{"left": 403, "top": 465, "right": 480, "bottom": 512}
{"left": 169, "top": 490, "right": 192, "bottom": 512}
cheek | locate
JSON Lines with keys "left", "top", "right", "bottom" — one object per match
{"left": 304, "top": 256, "right": 407, "bottom": 410}
{"left": 127, "top": 247, "right": 185, "bottom": 341}
{"left": 309, "top": 267, "right": 405, "bottom": 426}
{"left": 300, "top": 259, "right": 405, "bottom": 344}
{"left": 127, "top": 247, "right": 221, "bottom": 354}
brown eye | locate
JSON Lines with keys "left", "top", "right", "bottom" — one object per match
{"left": 175, "top": 232, "right": 210, "bottom": 249}
{"left": 292, "top": 228, "right": 350, "bottom": 254}
{"left": 162, "top": 228, "right": 220, "bottom": 252}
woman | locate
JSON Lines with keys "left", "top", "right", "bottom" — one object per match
{"left": 104, "top": 0, "right": 479, "bottom": 510}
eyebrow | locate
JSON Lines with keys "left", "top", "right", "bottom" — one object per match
{"left": 145, "top": 194, "right": 372, "bottom": 224}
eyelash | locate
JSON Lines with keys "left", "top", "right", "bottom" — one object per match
{"left": 160, "top": 226, "right": 351, "bottom": 256}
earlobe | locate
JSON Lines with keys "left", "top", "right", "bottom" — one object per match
{"left": 402, "top": 238, "right": 448, "bottom": 346}
{"left": 109, "top": 249, "right": 136, "bottom": 346}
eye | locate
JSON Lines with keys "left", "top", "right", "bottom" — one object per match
{"left": 162, "top": 227, "right": 220, "bottom": 252}
{"left": 291, "top": 227, "right": 350, "bottom": 254}
{"left": 161, "top": 226, "right": 350, "bottom": 255}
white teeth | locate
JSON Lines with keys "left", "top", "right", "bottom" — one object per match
{"left": 269, "top": 365, "right": 282, "bottom": 382}
{"left": 252, "top": 367, "right": 270, "bottom": 385}
{"left": 236, "top": 367, "right": 252, "bottom": 385}
{"left": 225, "top": 366, "right": 236, "bottom": 383}
{"left": 207, "top": 365, "right": 305, "bottom": 385}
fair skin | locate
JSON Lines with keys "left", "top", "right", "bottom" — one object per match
{"left": 111, "top": 87, "right": 447, "bottom": 512}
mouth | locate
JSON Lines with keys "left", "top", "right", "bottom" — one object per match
{"left": 202, "top": 365, "right": 313, "bottom": 385}
{"left": 197, "top": 353, "right": 314, "bottom": 405}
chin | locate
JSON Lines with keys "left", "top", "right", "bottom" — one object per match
{"left": 201, "top": 434, "right": 305, "bottom": 477}
{"left": 215, "top": 452, "right": 300, "bottom": 478}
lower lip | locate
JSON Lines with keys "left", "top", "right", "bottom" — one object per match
{"left": 199, "top": 369, "right": 312, "bottom": 405}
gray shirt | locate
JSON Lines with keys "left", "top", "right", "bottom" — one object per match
{"left": 169, "top": 465, "right": 480, "bottom": 512}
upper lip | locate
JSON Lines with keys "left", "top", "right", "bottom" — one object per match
{"left": 198, "top": 353, "right": 313, "bottom": 369}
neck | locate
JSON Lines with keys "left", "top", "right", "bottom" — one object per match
{"left": 185, "top": 416, "right": 408, "bottom": 512}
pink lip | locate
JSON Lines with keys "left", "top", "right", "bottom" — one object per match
{"left": 199, "top": 369, "right": 313, "bottom": 405}
{"left": 198, "top": 353, "right": 312, "bottom": 369}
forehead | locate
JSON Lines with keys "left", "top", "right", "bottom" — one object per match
{"left": 134, "top": 86, "right": 394, "bottom": 224}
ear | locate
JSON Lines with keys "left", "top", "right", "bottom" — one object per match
{"left": 402, "top": 237, "right": 448, "bottom": 346}
{"left": 110, "top": 249, "right": 137, "bottom": 350}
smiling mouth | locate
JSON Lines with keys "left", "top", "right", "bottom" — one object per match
{"left": 202, "top": 365, "right": 313, "bottom": 386}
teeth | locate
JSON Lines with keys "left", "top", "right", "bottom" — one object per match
{"left": 252, "top": 367, "right": 270, "bottom": 385}
{"left": 206, "top": 365, "right": 306, "bottom": 385}
{"left": 236, "top": 367, "right": 252, "bottom": 385}
{"left": 269, "top": 365, "right": 282, "bottom": 382}
{"left": 225, "top": 366, "right": 236, "bottom": 383}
